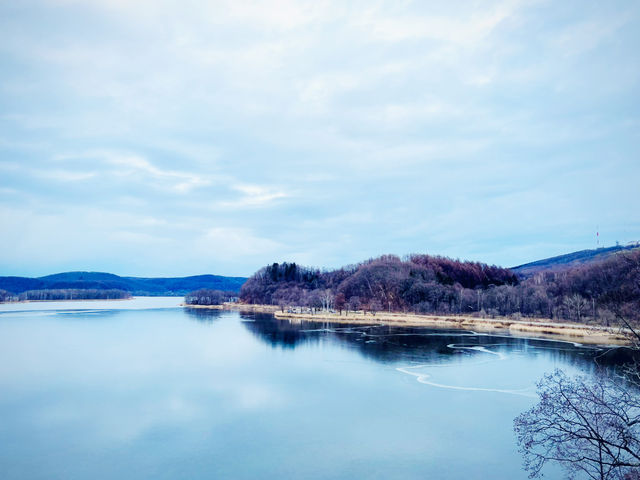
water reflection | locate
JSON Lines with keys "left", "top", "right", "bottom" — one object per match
{"left": 183, "top": 307, "right": 223, "bottom": 324}
{"left": 239, "top": 312, "right": 634, "bottom": 372}
{"left": 2, "top": 301, "right": 636, "bottom": 480}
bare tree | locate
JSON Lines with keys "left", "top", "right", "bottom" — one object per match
{"left": 334, "top": 292, "right": 346, "bottom": 315}
{"left": 368, "top": 299, "right": 382, "bottom": 316}
{"left": 185, "top": 289, "right": 226, "bottom": 305}
{"left": 347, "top": 296, "right": 360, "bottom": 314}
{"left": 514, "top": 369, "right": 640, "bottom": 479}
{"left": 563, "top": 294, "right": 590, "bottom": 322}
{"left": 320, "top": 289, "right": 334, "bottom": 312}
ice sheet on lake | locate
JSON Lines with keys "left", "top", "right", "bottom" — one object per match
{"left": 396, "top": 342, "right": 538, "bottom": 397}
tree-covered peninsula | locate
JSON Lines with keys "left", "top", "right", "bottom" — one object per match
{"left": 237, "top": 249, "right": 640, "bottom": 328}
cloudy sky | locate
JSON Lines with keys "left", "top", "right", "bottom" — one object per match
{"left": 1, "top": 0, "right": 639, "bottom": 277}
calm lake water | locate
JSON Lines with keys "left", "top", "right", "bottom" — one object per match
{"left": 0, "top": 298, "right": 617, "bottom": 479}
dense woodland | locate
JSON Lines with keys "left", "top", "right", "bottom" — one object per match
{"left": 239, "top": 250, "right": 640, "bottom": 326}
{"left": 185, "top": 289, "right": 238, "bottom": 306}
{"left": 0, "top": 289, "right": 131, "bottom": 302}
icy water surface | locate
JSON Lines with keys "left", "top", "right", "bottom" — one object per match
{"left": 0, "top": 298, "right": 618, "bottom": 479}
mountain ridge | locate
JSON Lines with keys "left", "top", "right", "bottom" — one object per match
{"left": 511, "top": 243, "right": 640, "bottom": 277}
{"left": 0, "top": 271, "right": 247, "bottom": 296}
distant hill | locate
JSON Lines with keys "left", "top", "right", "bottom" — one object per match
{"left": 511, "top": 243, "right": 640, "bottom": 277}
{"left": 0, "top": 271, "right": 248, "bottom": 296}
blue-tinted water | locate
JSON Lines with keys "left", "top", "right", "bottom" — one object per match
{"left": 0, "top": 298, "right": 613, "bottom": 479}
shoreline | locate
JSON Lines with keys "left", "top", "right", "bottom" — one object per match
{"left": 272, "top": 311, "right": 631, "bottom": 345}
{"left": 183, "top": 303, "right": 280, "bottom": 313}
{"left": 0, "top": 297, "right": 133, "bottom": 304}
{"left": 186, "top": 303, "right": 632, "bottom": 345}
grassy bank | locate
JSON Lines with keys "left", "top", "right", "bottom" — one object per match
{"left": 182, "top": 303, "right": 632, "bottom": 345}
{"left": 272, "top": 310, "right": 631, "bottom": 345}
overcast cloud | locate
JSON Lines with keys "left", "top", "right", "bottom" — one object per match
{"left": 1, "top": 0, "right": 639, "bottom": 277}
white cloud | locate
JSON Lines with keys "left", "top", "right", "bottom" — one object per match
{"left": 59, "top": 150, "right": 212, "bottom": 193}
{"left": 218, "top": 184, "right": 289, "bottom": 208}
{"left": 353, "top": 6, "right": 512, "bottom": 45}
{"left": 197, "top": 227, "right": 282, "bottom": 257}
{"left": 549, "top": 14, "right": 630, "bottom": 58}
{"left": 38, "top": 170, "right": 97, "bottom": 182}
{"left": 297, "top": 72, "right": 362, "bottom": 113}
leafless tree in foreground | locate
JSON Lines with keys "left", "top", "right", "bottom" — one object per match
{"left": 514, "top": 369, "right": 640, "bottom": 479}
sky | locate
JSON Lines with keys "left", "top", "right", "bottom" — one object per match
{"left": 1, "top": 0, "right": 639, "bottom": 278}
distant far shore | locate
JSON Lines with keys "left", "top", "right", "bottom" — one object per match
{"left": 186, "top": 303, "right": 632, "bottom": 345}
{"left": 1, "top": 297, "right": 132, "bottom": 304}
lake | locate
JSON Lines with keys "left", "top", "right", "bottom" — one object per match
{"left": 0, "top": 297, "right": 615, "bottom": 479}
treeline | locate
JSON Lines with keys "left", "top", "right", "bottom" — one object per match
{"left": 184, "top": 289, "right": 238, "bottom": 306}
{"left": 240, "top": 255, "right": 517, "bottom": 314}
{"left": 0, "top": 289, "right": 131, "bottom": 302}
{"left": 239, "top": 250, "right": 640, "bottom": 326}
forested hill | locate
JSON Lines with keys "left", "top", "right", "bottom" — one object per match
{"left": 240, "top": 250, "right": 640, "bottom": 327}
{"left": 511, "top": 244, "right": 640, "bottom": 277}
{"left": 0, "top": 272, "right": 247, "bottom": 296}
{"left": 240, "top": 255, "right": 519, "bottom": 313}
